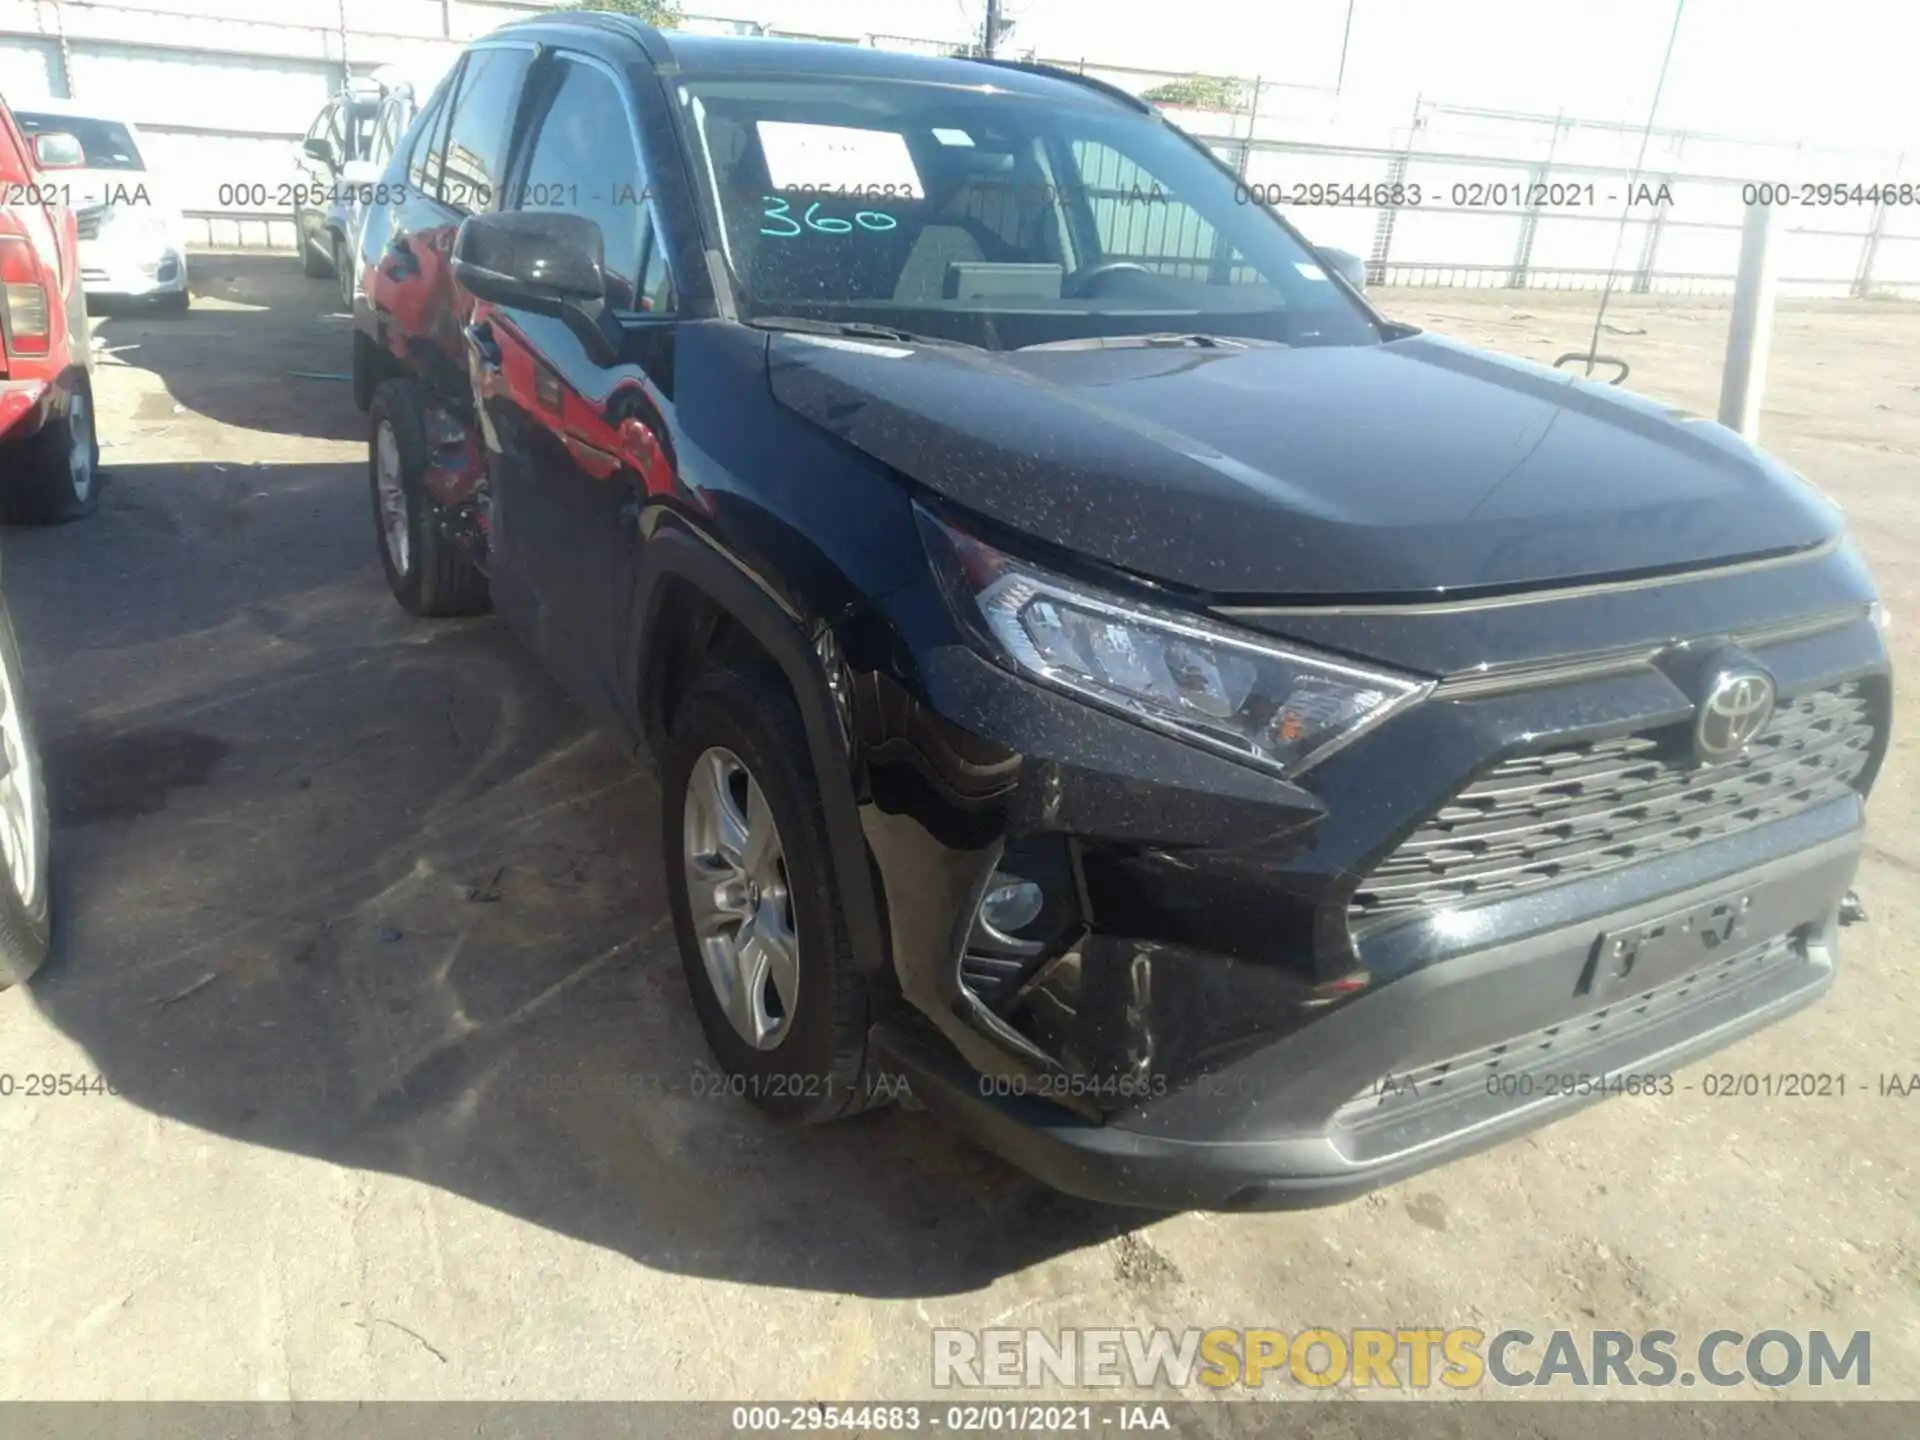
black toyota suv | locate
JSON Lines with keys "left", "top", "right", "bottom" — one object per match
{"left": 349, "top": 16, "right": 1890, "bottom": 1210}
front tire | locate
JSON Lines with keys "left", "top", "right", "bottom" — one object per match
{"left": 662, "top": 662, "right": 871, "bottom": 1123}
{"left": 1, "top": 376, "right": 99, "bottom": 526}
{"left": 367, "top": 379, "right": 489, "bottom": 617}
{"left": 300, "top": 222, "right": 332, "bottom": 278}
{"left": 0, "top": 599, "right": 52, "bottom": 990}
{"left": 334, "top": 237, "right": 354, "bottom": 312}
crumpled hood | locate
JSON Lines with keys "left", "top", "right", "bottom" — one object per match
{"left": 766, "top": 330, "right": 1841, "bottom": 599}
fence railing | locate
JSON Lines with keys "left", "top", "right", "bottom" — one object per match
{"left": 7, "top": 3, "right": 1916, "bottom": 296}
{"left": 1166, "top": 124, "right": 1920, "bottom": 298}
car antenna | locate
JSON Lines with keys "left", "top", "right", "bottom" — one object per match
{"left": 1552, "top": 0, "right": 1687, "bottom": 388}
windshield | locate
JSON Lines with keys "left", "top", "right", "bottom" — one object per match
{"left": 673, "top": 75, "right": 1380, "bottom": 351}
{"left": 12, "top": 113, "right": 144, "bottom": 171}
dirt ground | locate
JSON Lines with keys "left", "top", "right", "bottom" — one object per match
{"left": 0, "top": 259, "right": 1915, "bottom": 1406}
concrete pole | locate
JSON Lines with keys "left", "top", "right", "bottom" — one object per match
{"left": 1336, "top": 0, "right": 1356, "bottom": 92}
{"left": 1236, "top": 76, "right": 1262, "bottom": 179}
{"left": 1718, "top": 202, "right": 1778, "bottom": 439}
{"left": 50, "top": 0, "right": 75, "bottom": 99}
{"left": 337, "top": 0, "right": 351, "bottom": 89}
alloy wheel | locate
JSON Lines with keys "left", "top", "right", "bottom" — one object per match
{"left": 374, "top": 418, "right": 410, "bottom": 575}
{"left": 0, "top": 636, "right": 41, "bottom": 913}
{"left": 67, "top": 390, "right": 94, "bottom": 505}
{"left": 682, "top": 746, "right": 800, "bottom": 1050}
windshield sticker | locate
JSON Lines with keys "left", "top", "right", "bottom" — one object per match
{"left": 1294, "top": 261, "right": 1332, "bottom": 280}
{"left": 761, "top": 196, "right": 899, "bottom": 237}
{"left": 932, "top": 128, "right": 976, "bottom": 147}
{"left": 757, "top": 121, "right": 925, "bottom": 201}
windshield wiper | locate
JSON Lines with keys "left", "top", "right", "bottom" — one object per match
{"left": 749, "top": 316, "right": 976, "bottom": 349}
{"left": 1017, "top": 333, "right": 1284, "bottom": 352}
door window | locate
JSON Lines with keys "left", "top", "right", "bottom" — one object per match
{"left": 514, "top": 57, "right": 652, "bottom": 308}
{"left": 438, "top": 46, "right": 535, "bottom": 213}
{"left": 639, "top": 224, "right": 675, "bottom": 313}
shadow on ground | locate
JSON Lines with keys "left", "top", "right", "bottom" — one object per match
{"left": 6, "top": 251, "right": 1148, "bottom": 1300}
{"left": 91, "top": 254, "right": 364, "bottom": 444}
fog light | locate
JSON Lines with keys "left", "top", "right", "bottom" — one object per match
{"left": 979, "top": 874, "right": 1044, "bottom": 935}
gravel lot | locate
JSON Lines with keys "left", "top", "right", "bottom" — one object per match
{"left": 0, "top": 258, "right": 1914, "bottom": 1404}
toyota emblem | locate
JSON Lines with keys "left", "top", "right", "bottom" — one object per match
{"left": 1694, "top": 665, "right": 1776, "bottom": 763}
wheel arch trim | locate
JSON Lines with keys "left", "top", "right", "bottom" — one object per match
{"left": 630, "top": 519, "right": 889, "bottom": 979}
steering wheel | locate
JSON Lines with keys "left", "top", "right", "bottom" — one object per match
{"left": 1067, "top": 260, "right": 1156, "bottom": 298}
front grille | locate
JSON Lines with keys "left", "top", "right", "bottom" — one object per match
{"left": 75, "top": 205, "right": 108, "bottom": 241}
{"left": 1350, "top": 682, "right": 1873, "bottom": 929}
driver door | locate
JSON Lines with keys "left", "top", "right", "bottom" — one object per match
{"left": 470, "top": 50, "right": 679, "bottom": 725}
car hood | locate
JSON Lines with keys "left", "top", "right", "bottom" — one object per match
{"left": 766, "top": 330, "right": 1841, "bottom": 599}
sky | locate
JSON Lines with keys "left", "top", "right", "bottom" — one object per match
{"left": 703, "top": 0, "right": 1920, "bottom": 152}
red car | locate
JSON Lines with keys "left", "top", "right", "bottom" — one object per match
{"left": 0, "top": 93, "right": 96, "bottom": 525}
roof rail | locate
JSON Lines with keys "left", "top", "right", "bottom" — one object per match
{"left": 497, "top": 8, "right": 671, "bottom": 60}
{"left": 966, "top": 56, "right": 1153, "bottom": 113}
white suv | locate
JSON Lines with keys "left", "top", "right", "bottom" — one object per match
{"left": 11, "top": 100, "right": 188, "bottom": 312}
{"left": 300, "top": 64, "right": 448, "bottom": 311}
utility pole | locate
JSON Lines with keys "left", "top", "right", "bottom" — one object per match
{"left": 1718, "top": 202, "right": 1779, "bottom": 440}
{"left": 337, "top": 0, "right": 352, "bottom": 91}
{"left": 983, "top": 0, "right": 1005, "bottom": 57}
{"left": 1336, "top": 0, "right": 1355, "bottom": 92}
{"left": 975, "top": 0, "right": 1021, "bottom": 56}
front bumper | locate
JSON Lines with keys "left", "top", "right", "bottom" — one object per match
{"left": 873, "top": 810, "right": 1858, "bottom": 1210}
{"left": 845, "top": 548, "right": 1889, "bottom": 1208}
{"left": 0, "top": 379, "right": 56, "bottom": 448}
{"left": 78, "top": 239, "right": 187, "bottom": 299}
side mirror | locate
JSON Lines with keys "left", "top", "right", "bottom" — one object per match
{"left": 453, "top": 211, "right": 617, "bottom": 363}
{"left": 301, "top": 136, "right": 337, "bottom": 168}
{"left": 32, "top": 132, "right": 86, "bottom": 170}
{"left": 1315, "top": 245, "right": 1367, "bottom": 291}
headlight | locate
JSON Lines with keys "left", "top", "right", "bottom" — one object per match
{"left": 918, "top": 506, "right": 1431, "bottom": 779}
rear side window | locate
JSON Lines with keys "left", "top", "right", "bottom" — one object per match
{"left": 373, "top": 97, "right": 405, "bottom": 166}
{"left": 513, "top": 57, "right": 650, "bottom": 305}
{"left": 324, "top": 104, "right": 349, "bottom": 163}
{"left": 405, "top": 81, "right": 453, "bottom": 195}
{"left": 438, "top": 46, "right": 534, "bottom": 213}
{"left": 344, "top": 101, "right": 380, "bottom": 162}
